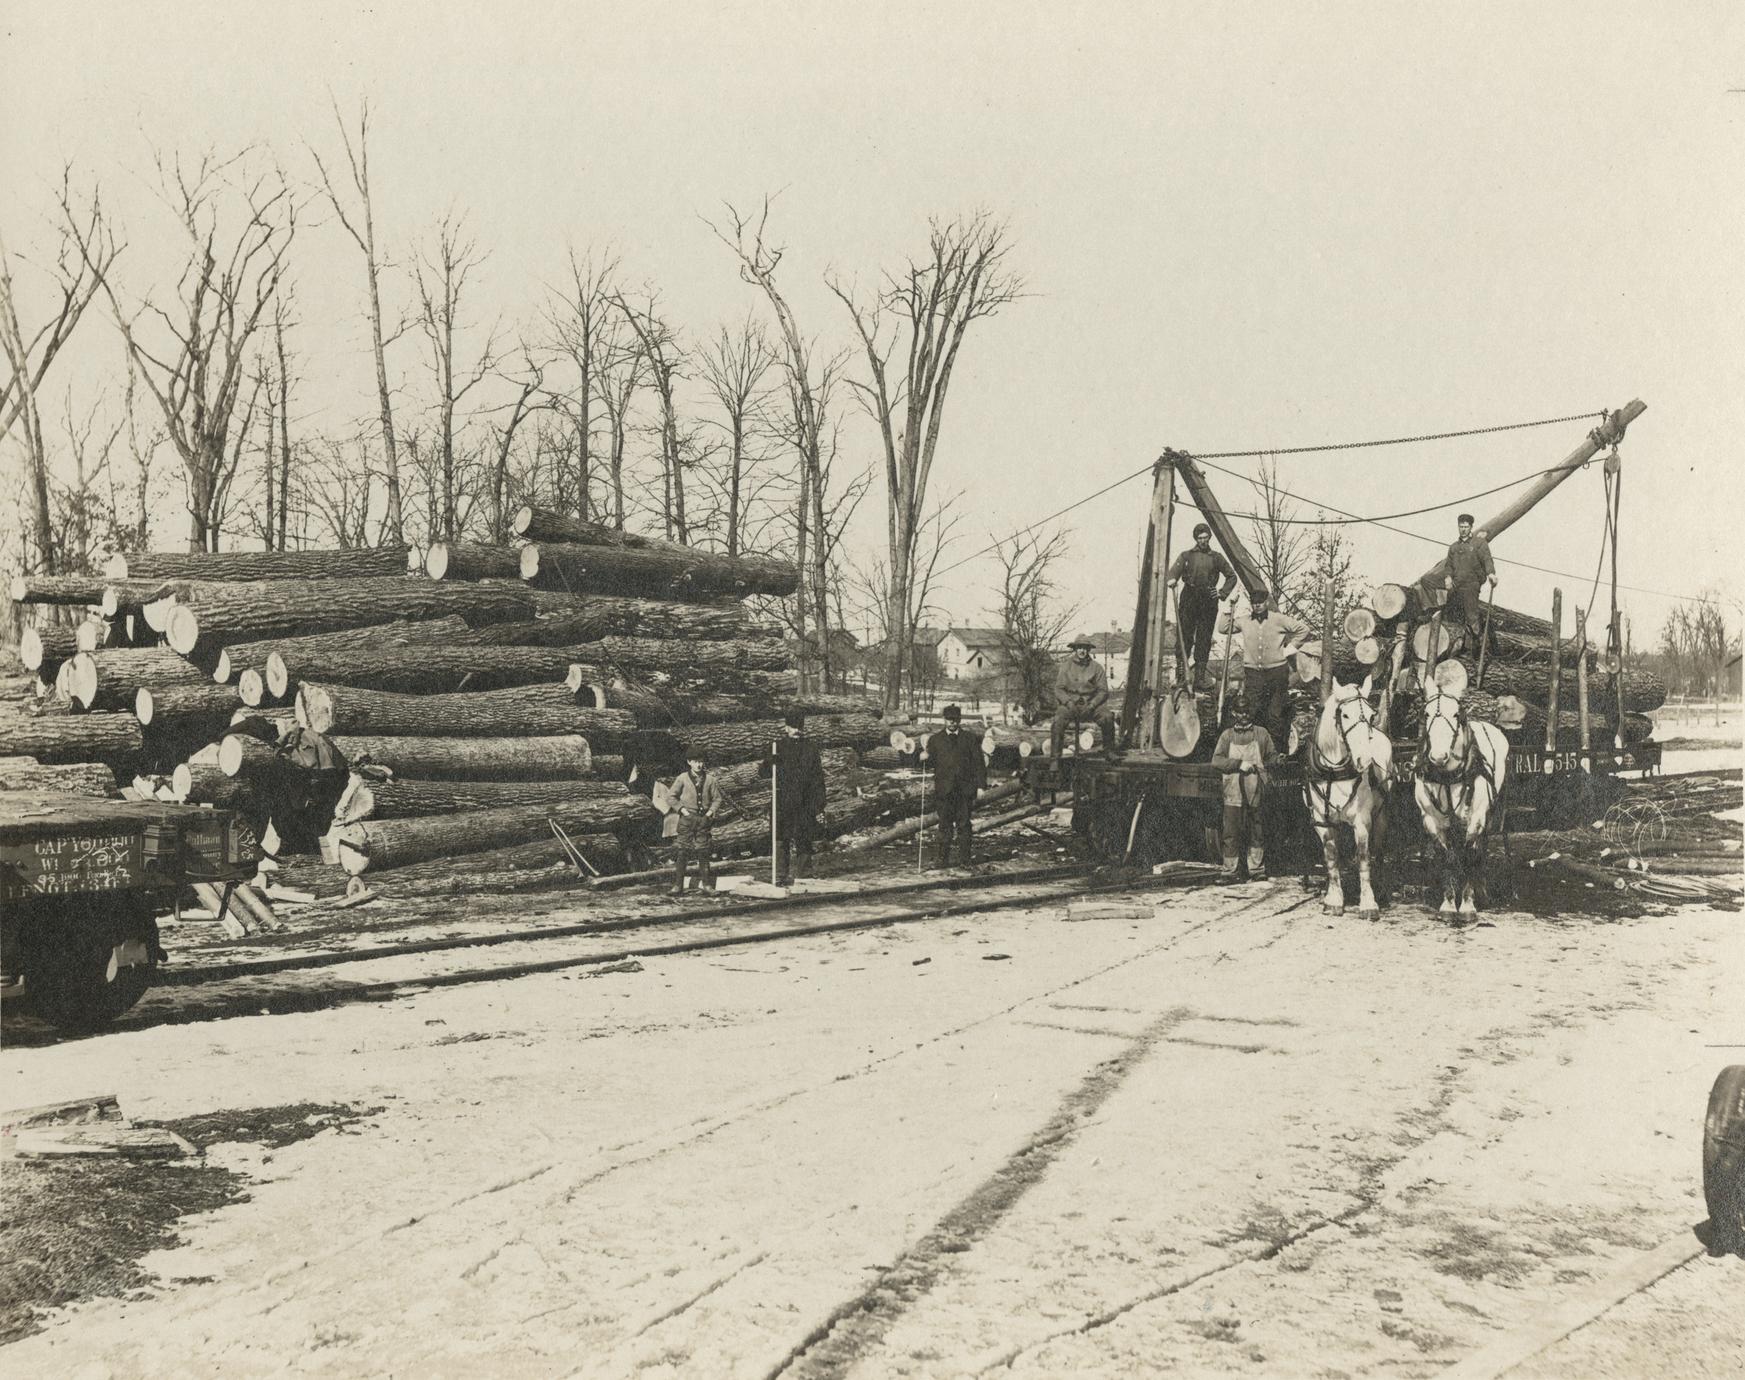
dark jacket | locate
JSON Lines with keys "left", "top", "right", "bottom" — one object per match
{"left": 759, "top": 736, "right": 827, "bottom": 820}
{"left": 928, "top": 726, "right": 986, "bottom": 799}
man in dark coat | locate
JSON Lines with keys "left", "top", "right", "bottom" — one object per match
{"left": 1167, "top": 522, "right": 1239, "bottom": 690}
{"left": 759, "top": 713, "right": 827, "bottom": 884}
{"left": 1442, "top": 512, "right": 1497, "bottom": 648}
{"left": 927, "top": 704, "right": 986, "bottom": 868}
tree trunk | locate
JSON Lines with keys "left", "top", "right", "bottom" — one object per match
{"left": 173, "top": 761, "right": 249, "bottom": 808}
{"left": 166, "top": 578, "right": 537, "bottom": 656}
{"left": 362, "top": 834, "right": 633, "bottom": 893}
{"left": 335, "top": 795, "right": 660, "bottom": 874}
{"left": 9, "top": 573, "right": 110, "bottom": 606}
{"left": 1444, "top": 657, "right": 1665, "bottom": 714}
{"left": 324, "top": 734, "right": 595, "bottom": 780}
{"left": 334, "top": 774, "right": 628, "bottom": 824}
{"left": 627, "top": 712, "right": 885, "bottom": 767}
{"left": 0, "top": 712, "right": 142, "bottom": 764}
{"left": 215, "top": 615, "right": 471, "bottom": 684}
{"left": 18, "top": 625, "right": 79, "bottom": 675}
{"left": 520, "top": 542, "right": 798, "bottom": 600}
{"left": 269, "top": 644, "right": 583, "bottom": 700}
{"left": 425, "top": 542, "right": 525, "bottom": 580}
{"left": 135, "top": 683, "right": 240, "bottom": 733}
{"left": 579, "top": 674, "right": 878, "bottom": 728}
{"left": 106, "top": 547, "right": 410, "bottom": 582}
{"left": 0, "top": 756, "right": 116, "bottom": 796}
{"left": 296, "top": 681, "right": 634, "bottom": 744}
{"left": 579, "top": 635, "right": 789, "bottom": 676}
{"left": 512, "top": 505, "right": 690, "bottom": 554}
{"left": 447, "top": 595, "right": 773, "bottom": 648}
{"left": 67, "top": 648, "right": 208, "bottom": 712}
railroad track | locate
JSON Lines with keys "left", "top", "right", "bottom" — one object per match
{"left": 4, "top": 862, "right": 1222, "bottom": 1046}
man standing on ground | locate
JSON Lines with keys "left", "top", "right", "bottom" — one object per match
{"left": 1051, "top": 634, "right": 1118, "bottom": 758}
{"left": 1211, "top": 693, "right": 1278, "bottom": 879}
{"left": 1443, "top": 512, "right": 1497, "bottom": 648}
{"left": 1167, "top": 522, "right": 1238, "bottom": 690}
{"left": 667, "top": 750, "right": 722, "bottom": 896}
{"left": 928, "top": 704, "right": 986, "bottom": 869}
{"left": 1228, "top": 589, "right": 1309, "bottom": 750}
{"left": 760, "top": 713, "right": 826, "bottom": 885}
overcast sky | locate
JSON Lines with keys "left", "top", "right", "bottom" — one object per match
{"left": 4, "top": 2, "right": 1741, "bottom": 644}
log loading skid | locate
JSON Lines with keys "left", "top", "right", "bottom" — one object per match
{"left": 1055, "top": 402, "right": 1649, "bottom": 864}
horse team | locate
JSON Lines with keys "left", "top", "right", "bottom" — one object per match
{"left": 1300, "top": 676, "right": 1511, "bottom": 920}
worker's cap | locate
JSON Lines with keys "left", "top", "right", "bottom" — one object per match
{"left": 687, "top": 749, "right": 709, "bottom": 765}
{"left": 1068, "top": 634, "right": 1096, "bottom": 649}
{"left": 1457, "top": 512, "right": 1475, "bottom": 524}
{"left": 941, "top": 704, "right": 962, "bottom": 721}
{"left": 1249, "top": 588, "right": 1272, "bottom": 604}
{"left": 783, "top": 712, "right": 806, "bottom": 730}
{"left": 1192, "top": 522, "right": 1212, "bottom": 538}
{"left": 1231, "top": 693, "right": 1252, "bottom": 716}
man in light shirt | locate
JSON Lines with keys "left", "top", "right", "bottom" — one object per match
{"left": 1225, "top": 589, "right": 1310, "bottom": 750}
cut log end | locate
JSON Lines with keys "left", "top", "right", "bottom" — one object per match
{"left": 238, "top": 669, "right": 268, "bottom": 708}
{"left": 76, "top": 621, "right": 104, "bottom": 652}
{"left": 1373, "top": 583, "right": 1409, "bottom": 620}
{"left": 166, "top": 605, "right": 201, "bottom": 656}
{"left": 135, "top": 687, "right": 155, "bottom": 725}
{"left": 171, "top": 763, "right": 193, "bottom": 800}
{"left": 103, "top": 553, "right": 129, "bottom": 580}
{"left": 18, "top": 627, "right": 45, "bottom": 672}
{"left": 1354, "top": 636, "right": 1382, "bottom": 666}
{"left": 519, "top": 545, "right": 541, "bottom": 580}
{"left": 425, "top": 545, "right": 450, "bottom": 580}
{"left": 266, "top": 651, "right": 290, "bottom": 699}
{"left": 8, "top": 574, "right": 28, "bottom": 602}
{"left": 296, "top": 683, "right": 336, "bottom": 735}
{"left": 511, "top": 504, "right": 536, "bottom": 539}
{"left": 1343, "top": 608, "right": 1377, "bottom": 641}
{"left": 68, "top": 653, "right": 100, "bottom": 711}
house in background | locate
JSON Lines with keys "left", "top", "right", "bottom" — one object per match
{"left": 1083, "top": 629, "right": 1132, "bottom": 691}
{"left": 937, "top": 627, "right": 1009, "bottom": 681}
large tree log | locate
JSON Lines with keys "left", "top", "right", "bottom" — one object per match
{"left": 706, "top": 746, "right": 860, "bottom": 796}
{"left": 335, "top": 795, "right": 661, "bottom": 874}
{"left": 136, "top": 684, "right": 240, "bottom": 735}
{"left": 18, "top": 625, "right": 78, "bottom": 675}
{"left": 1396, "top": 690, "right": 1653, "bottom": 747}
{"left": 325, "top": 733, "right": 595, "bottom": 780}
{"left": 630, "top": 713, "right": 887, "bottom": 768}
{"left": 425, "top": 542, "right": 525, "bottom": 581}
{"left": 1451, "top": 657, "right": 1664, "bottom": 714}
{"left": 372, "top": 834, "right": 634, "bottom": 893}
{"left": 446, "top": 594, "right": 777, "bottom": 648}
{"left": 219, "top": 732, "right": 284, "bottom": 778}
{"left": 165, "top": 578, "right": 538, "bottom": 656}
{"left": 520, "top": 541, "right": 798, "bottom": 600}
{"left": 333, "top": 774, "right": 629, "bottom": 825}
{"left": 105, "top": 546, "right": 411, "bottom": 582}
{"left": 577, "top": 635, "right": 790, "bottom": 678}
{"left": 8, "top": 573, "right": 110, "bottom": 606}
{"left": 215, "top": 614, "right": 471, "bottom": 684}
{"left": 172, "top": 762, "right": 250, "bottom": 808}
{"left": 295, "top": 681, "right": 635, "bottom": 744}
{"left": 269, "top": 644, "right": 584, "bottom": 700}
{"left": 512, "top": 505, "right": 693, "bottom": 553}
{"left": 576, "top": 672, "right": 877, "bottom": 727}
{"left": 0, "top": 711, "right": 142, "bottom": 764}
{"left": 0, "top": 755, "right": 116, "bottom": 796}
{"left": 68, "top": 648, "right": 208, "bottom": 712}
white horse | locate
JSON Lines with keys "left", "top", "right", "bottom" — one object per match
{"left": 1302, "top": 676, "right": 1394, "bottom": 917}
{"left": 1413, "top": 688, "right": 1510, "bottom": 917}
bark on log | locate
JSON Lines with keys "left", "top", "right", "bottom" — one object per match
{"left": 105, "top": 547, "right": 411, "bottom": 582}
{"left": 630, "top": 712, "right": 886, "bottom": 767}
{"left": 578, "top": 635, "right": 790, "bottom": 678}
{"left": 326, "top": 734, "right": 595, "bottom": 780}
{"left": 9, "top": 573, "right": 109, "bottom": 606}
{"left": 136, "top": 684, "right": 240, "bottom": 733}
{"left": 578, "top": 672, "right": 879, "bottom": 728}
{"left": 1396, "top": 691, "right": 1653, "bottom": 746}
{"left": 216, "top": 614, "right": 471, "bottom": 684}
{"left": 707, "top": 746, "right": 860, "bottom": 796}
{"left": 18, "top": 625, "right": 78, "bottom": 674}
{"left": 165, "top": 578, "right": 538, "bottom": 656}
{"left": 270, "top": 644, "right": 583, "bottom": 699}
{"left": 425, "top": 542, "right": 525, "bottom": 581}
{"left": 69, "top": 647, "right": 208, "bottom": 711}
{"left": 840, "top": 781, "right": 1026, "bottom": 850}
{"left": 333, "top": 774, "right": 629, "bottom": 825}
{"left": 295, "top": 681, "right": 634, "bottom": 744}
{"left": 520, "top": 541, "right": 798, "bottom": 600}
{"left": 0, "top": 756, "right": 116, "bottom": 796}
{"left": 99, "top": 579, "right": 201, "bottom": 617}
{"left": 369, "top": 835, "right": 634, "bottom": 893}
{"left": 512, "top": 505, "right": 691, "bottom": 553}
{"left": 335, "top": 795, "right": 661, "bottom": 874}
{"left": 0, "top": 711, "right": 142, "bottom": 764}
{"left": 173, "top": 762, "right": 249, "bottom": 808}
{"left": 219, "top": 732, "right": 284, "bottom": 778}
{"left": 1446, "top": 656, "right": 1664, "bottom": 714}
{"left": 445, "top": 594, "right": 776, "bottom": 647}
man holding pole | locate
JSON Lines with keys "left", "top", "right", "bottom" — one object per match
{"left": 760, "top": 713, "right": 826, "bottom": 886}
{"left": 1167, "top": 522, "right": 1239, "bottom": 691}
{"left": 1443, "top": 513, "right": 1497, "bottom": 649}
{"left": 928, "top": 704, "right": 985, "bottom": 869}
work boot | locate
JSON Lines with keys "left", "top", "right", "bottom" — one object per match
{"left": 1247, "top": 846, "right": 1266, "bottom": 879}
{"left": 1195, "top": 664, "right": 1212, "bottom": 692}
{"left": 1221, "top": 856, "right": 1241, "bottom": 879}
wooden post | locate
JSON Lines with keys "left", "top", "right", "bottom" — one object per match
{"left": 769, "top": 744, "right": 780, "bottom": 886}
{"left": 1136, "top": 464, "right": 1175, "bottom": 748}
{"left": 1320, "top": 578, "right": 1335, "bottom": 703}
{"left": 1575, "top": 606, "right": 1592, "bottom": 771}
{"left": 1608, "top": 457, "right": 1625, "bottom": 751}
{"left": 1545, "top": 589, "right": 1563, "bottom": 759}
{"left": 1377, "top": 626, "right": 1408, "bottom": 734}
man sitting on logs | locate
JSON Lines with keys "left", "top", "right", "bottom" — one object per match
{"left": 668, "top": 751, "right": 723, "bottom": 896}
{"left": 760, "top": 713, "right": 827, "bottom": 885}
{"left": 1227, "top": 589, "right": 1309, "bottom": 751}
{"left": 1443, "top": 512, "right": 1497, "bottom": 648}
{"left": 1167, "top": 522, "right": 1238, "bottom": 691}
{"left": 1050, "top": 635, "right": 1117, "bottom": 759}
{"left": 929, "top": 704, "right": 986, "bottom": 869}
{"left": 1211, "top": 693, "right": 1278, "bottom": 880}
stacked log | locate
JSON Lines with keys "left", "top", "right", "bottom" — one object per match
{"left": 334, "top": 796, "right": 660, "bottom": 874}
{"left": 520, "top": 542, "right": 799, "bottom": 599}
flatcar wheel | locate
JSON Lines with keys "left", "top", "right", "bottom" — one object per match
{"left": 1703, "top": 1065, "right": 1745, "bottom": 1250}
{"left": 23, "top": 902, "right": 158, "bottom": 1032}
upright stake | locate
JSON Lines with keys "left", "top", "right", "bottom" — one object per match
{"left": 1146, "top": 467, "right": 1177, "bottom": 745}
{"left": 917, "top": 746, "right": 928, "bottom": 873}
{"left": 1575, "top": 606, "right": 1592, "bottom": 771}
{"left": 1378, "top": 626, "right": 1408, "bottom": 734}
{"left": 1216, "top": 609, "right": 1236, "bottom": 725}
{"left": 1608, "top": 459, "right": 1625, "bottom": 750}
{"left": 1320, "top": 577, "right": 1335, "bottom": 702}
{"left": 769, "top": 745, "right": 779, "bottom": 886}
{"left": 1545, "top": 589, "right": 1563, "bottom": 760}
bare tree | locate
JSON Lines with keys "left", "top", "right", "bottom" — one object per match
{"left": 309, "top": 98, "right": 409, "bottom": 544}
{"left": 697, "top": 315, "right": 777, "bottom": 557}
{"left": 852, "top": 498, "right": 963, "bottom": 711}
{"left": 610, "top": 290, "right": 691, "bottom": 543}
{"left": 828, "top": 213, "right": 1023, "bottom": 709}
{"left": 992, "top": 525, "right": 1080, "bottom": 718}
{"left": 592, "top": 319, "right": 645, "bottom": 531}
{"left": 483, "top": 348, "right": 544, "bottom": 542}
{"left": 75, "top": 147, "right": 295, "bottom": 550}
{"left": 413, "top": 213, "right": 495, "bottom": 542}
{"left": 303, "top": 434, "right": 376, "bottom": 549}
{"left": 543, "top": 246, "right": 616, "bottom": 521}
{"left": 1245, "top": 457, "right": 1309, "bottom": 610}
{"left": 1, "top": 171, "right": 123, "bottom": 572}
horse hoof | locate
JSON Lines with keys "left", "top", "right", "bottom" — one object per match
{"left": 1323, "top": 903, "right": 1345, "bottom": 916}
{"left": 1358, "top": 907, "right": 1380, "bottom": 920}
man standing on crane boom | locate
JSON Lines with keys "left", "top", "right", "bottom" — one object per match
{"left": 1443, "top": 512, "right": 1498, "bottom": 649}
{"left": 1167, "top": 522, "right": 1239, "bottom": 691}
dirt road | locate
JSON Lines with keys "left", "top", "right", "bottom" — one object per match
{"left": 3, "top": 876, "right": 1739, "bottom": 1377}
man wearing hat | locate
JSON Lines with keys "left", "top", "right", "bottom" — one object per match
{"left": 1051, "top": 633, "right": 1117, "bottom": 759}
{"left": 1167, "top": 522, "right": 1239, "bottom": 690}
{"left": 1225, "top": 589, "right": 1309, "bottom": 750}
{"left": 667, "top": 749, "right": 723, "bottom": 896}
{"left": 1442, "top": 512, "right": 1497, "bottom": 648}
{"left": 928, "top": 704, "right": 986, "bottom": 868}
{"left": 759, "top": 713, "right": 827, "bottom": 885}
{"left": 1210, "top": 693, "right": 1278, "bottom": 878}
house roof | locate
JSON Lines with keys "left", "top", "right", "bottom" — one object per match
{"left": 943, "top": 627, "right": 1007, "bottom": 649}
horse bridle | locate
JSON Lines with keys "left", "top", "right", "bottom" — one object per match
{"left": 1416, "top": 697, "right": 1494, "bottom": 819}
{"left": 1305, "top": 693, "right": 1377, "bottom": 816}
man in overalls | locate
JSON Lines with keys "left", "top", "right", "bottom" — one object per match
{"left": 1210, "top": 694, "right": 1278, "bottom": 879}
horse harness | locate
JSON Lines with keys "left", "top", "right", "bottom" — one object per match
{"left": 1415, "top": 698, "right": 1499, "bottom": 822}
{"left": 1304, "top": 698, "right": 1374, "bottom": 818}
